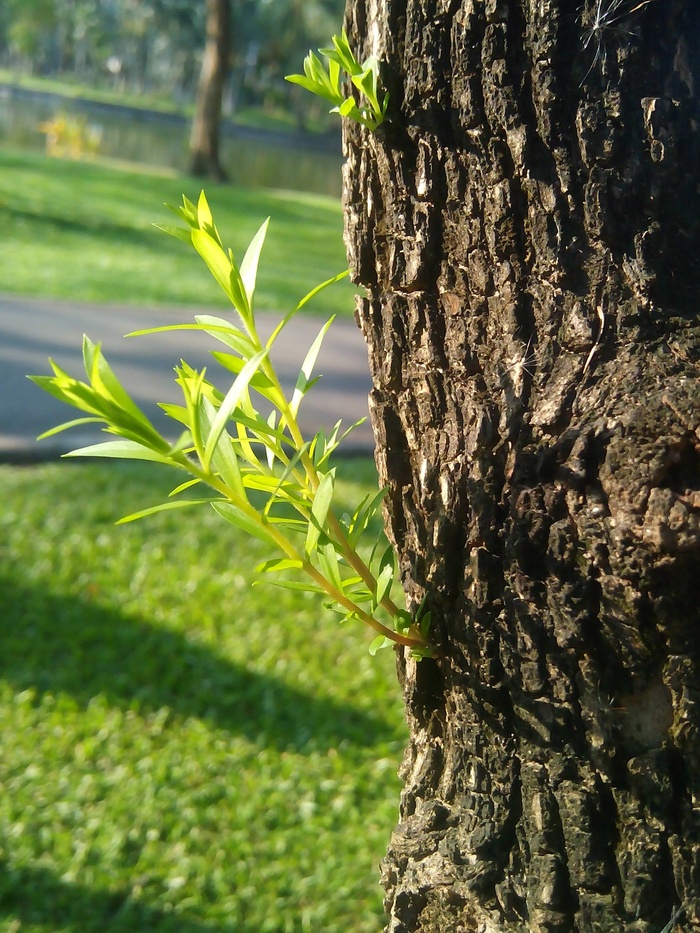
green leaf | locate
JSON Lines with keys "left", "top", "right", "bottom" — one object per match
{"left": 348, "top": 486, "right": 387, "bottom": 545}
{"left": 375, "top": 560, "right": 394, "bottom": 609}
{"left": 352, "top": 64, "right": 380, "bottom": 112}
{"left": 256, "top": 558, "right": 304, "bottom": 574}
{"left": 158, "top": 402, "right": 190, "bottom": 427}
{"left": 169, "top": 478, "right": 201, "bottom": 496}
{"left": 210, "top": 352, "right": 276, "bottom": 397}
{"left": 203, "top": 349, "right": 268, "bottom": 470}
{"left": 197, "top": 189, "right": 214, "bottom": 231}
{"left": 317, "top": 540, "right": 343, "bottom": 591}
{"left": 306, "top": 470, "right": 335, "bottom": 557}
{"left": 126, "top": 320, "right": 257, "bottom": 359}
{"left": 393, "top": 609, "right": 413, "bottom": 634}
{"left": 240, "top": 217, "right": 270, "bottom": 310}
{"left": 153, "top": 223, "right": 191, "bottom": 243}
{"left": 191, "top": 228, "right": 236, "bottom": 304}
{"left": 290, "top": 316, "right": 335, "bottom": 416}
{"left": 116, "top": 497, "right": 219, "bottom": 525}
{"left": 36, "top": 416, "right": 104, "bottom": 440}
{"left": 63, "top": 439, "right": 177, "bottom": 464}
{"left": 263, "top": 441, "right": 311, "bottom": 519}
{"left": 195, "top": 316, "right": 258, "bottom": 357}
{"left": 211, "top": 500, "right": 275, "bottom": 544}
{"left": 265, "top": 269, "right": 348, "bottom": 349}
{"left": 82, "top": 336, "right": 160, "bottom": 440}
{"left": 368, "top": 635, "right": 393, "bottom": 656}
{"left": 197, "top": 395, "right": 246, "bottom": 500}
{"left": 262, "top": 579, "right": 327, "bottom": 594}
{"left": 336, "top": 97, "right": 357, "bottom": 118}
{"left": 167, "top": 430, "right": 193, "bottom": 455}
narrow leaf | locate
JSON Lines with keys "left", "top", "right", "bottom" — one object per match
{"left": 116, "top": 497, "right": 218, "bottom": 524}
{"left": 203, "top": 349, "right": 268, "bottom": 470}
{"left": 240, "top": 217, "right": 270, "bottom": 310}
{"left": 262, "top": 579, "right": 327, "bottom": 594}
{"left": 211, "top": 500, "right": 275, "bottom": 544}
{"left": 169, "top": 478, "right": 201, "bottom": 496}
{"left": 290, "top": 316, "right": 335, "bottom": 417}
{"left": 256, "top": 558, "right": 304, "bottom": 574}
{"left": 197, "top": 190, "right": 214, "bottom": 231}
{"left": 153, "top": 223, "right": 191, "bottom": 243}
{"left": 317, "top": 540, "right": 343, "bottom": 591}
{"left": 63, "top": 439, "right": 177, "bottom": 463}
{"left": 191, "top": 228, "right": 235, "bottom": 304}
{"left": 375, "top": 560, "right": 394, "bottom": 609}
{"left": 369, "top": 635, "right": 393, "bottom": 656}
{"left": 306, "top": 470, "right": 335, "bottom": 557}
{"left": 36, "top": 417, "right": 104, "bottom": 440}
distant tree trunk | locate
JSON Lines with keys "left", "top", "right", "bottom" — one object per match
{"left": 189, "top": 0, "right": 231, "bottom": 181}
{"left": 342, "top": 1, "right": 700, "bottom": 930}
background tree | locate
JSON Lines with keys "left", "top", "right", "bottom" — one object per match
{"left": 188, "top": 0, "right": 231, "bottom": 180}
{"left": 342, "top": 1, "right": 700, "bottom": 930}
{"left": 3, "top": 0, "right": 58, "bottom": 71}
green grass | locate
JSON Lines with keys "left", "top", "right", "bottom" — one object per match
{"left": 0, "top": 458, "right": 404, "bottom": 933}
{"left": 0, "top": 69, "right": 188, "bottom": 117}
{"left": 0, "top": 147, "right": 356, "bottom": 316}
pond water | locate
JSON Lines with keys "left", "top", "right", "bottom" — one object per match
{"left": 0, "top": 86, "right": 344, "bottom": 197}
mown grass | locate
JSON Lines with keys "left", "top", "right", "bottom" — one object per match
{"left": 0, "top": 147, "right": 356, "bottom": 316}
{"left": 0, "top": 458, "right": 404, "bottom": 933}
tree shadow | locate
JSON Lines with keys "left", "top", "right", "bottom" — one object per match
{"left": 0, "top": 859, "right": 236, "bottom": 933}
{"left": 4, "top": 204, "right": 178, "bottom": 255}
{"left": 1, "top": 573, "right": 399, "bottom": 752}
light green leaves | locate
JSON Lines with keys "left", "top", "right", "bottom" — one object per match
{"left": 286, "top": 31, "right": 389, "bottom": 131}
{"left": 31, "top": 192, "right": 433, "bottom": 658}
{"left": 30, "top": 336, "right": 170, "bottom": 458}
{"left": 306, "top": 470, "right": 335, "bottom": 557}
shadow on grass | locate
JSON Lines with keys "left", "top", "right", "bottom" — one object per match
{"left": 0, "top": 859, "right": 236, "bottom": 933}
{"left": 1, "top": 574, "right": 399, "bottom": 752}
{"left": 4, "top": 204, "right": 178, "bottom": 254}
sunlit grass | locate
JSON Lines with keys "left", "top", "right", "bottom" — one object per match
{"left": 0, "top": 147, "right": 356, "bottom": 316}
{"left": 0, "top": 457, "right": 403, "bottom": 932}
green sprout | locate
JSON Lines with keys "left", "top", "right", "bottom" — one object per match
{"left": 30, "top": 192, "right": 432, "bottom": 658}
{"left": 285, "top": 31, "right": 389, "bottom": 131}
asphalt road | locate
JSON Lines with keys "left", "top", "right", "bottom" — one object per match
{"left": 0, "top": 295, "right": 374, "bottom": 461}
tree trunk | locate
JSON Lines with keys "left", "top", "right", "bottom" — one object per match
{"left": 189, "top": 0, "right": 230, "bottom": 181}
{"left": 342, "top": 1, "right": 700, "bottom": 930}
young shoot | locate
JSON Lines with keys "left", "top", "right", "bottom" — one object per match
{"left": 30, "top": 192, "right": 433, "bottom": 658}
{"left": 285, "top": 31, "right": 389, "bottom": 131}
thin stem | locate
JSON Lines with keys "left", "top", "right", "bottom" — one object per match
{"left": 301, "top": 560, "right": 428, "bottom": 649}
{"left": 260, "top": 362, "right": 405, "bottom": 622}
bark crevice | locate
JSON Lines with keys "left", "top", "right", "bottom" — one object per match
{"left": 343, "top": 1, "right": 700, "bottom": 929}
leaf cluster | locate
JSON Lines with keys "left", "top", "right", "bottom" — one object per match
{"left": 285, "top": 31, "right": 389, "bottom": 131}
{"left": 30, "top": 192, "right": 432, "bottom": 657}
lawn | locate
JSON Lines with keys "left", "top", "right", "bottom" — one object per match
{"left": 0, "top": 147, "right": 356, "bottom": 316}
{"left": 0, "top": 458, "right": 405, "bottom": 933}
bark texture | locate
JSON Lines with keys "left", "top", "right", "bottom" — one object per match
{"left": 189, "top": 0, "right": 230, "bottom": 181}
{"left": 342, "top": 1, "right": 700, "bottom": 930}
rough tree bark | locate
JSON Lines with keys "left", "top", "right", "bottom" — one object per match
{"left": 342, "top": 1, "right": 700, "bottom": 930}
{"left": 189, "top": 0, "right": 231, "bottom": 181}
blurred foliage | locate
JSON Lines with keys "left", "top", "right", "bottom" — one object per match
{"left": 0, "top": 0, "right": 346, "bottom": 125}
{"left": 38, "top": 109, "right": 102, "bottom": 158}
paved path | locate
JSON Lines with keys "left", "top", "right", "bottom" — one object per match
{"left": 0, "top": 295, "right": 374, "bottom": 461}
